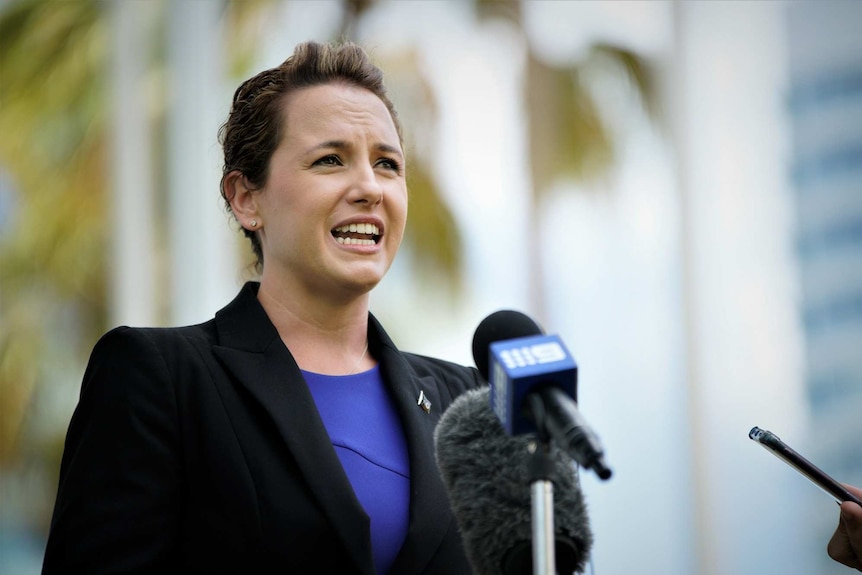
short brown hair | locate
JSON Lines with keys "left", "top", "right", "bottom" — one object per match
{"left": 218, "top": 41, "right": 403, "bottom": 270}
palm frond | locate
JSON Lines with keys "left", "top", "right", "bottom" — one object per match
{"left": 590, "top": 42, "right": 662, "bottom": 122}
{"left": 526, "top": 52, "right": 615, "bottom": 197}
{"left": 405, "top": 160, "right": 463, "bottom": 291}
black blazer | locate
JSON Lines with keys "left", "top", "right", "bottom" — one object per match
{"left": 43, "top": 282, "right": 481, "bottom": 574}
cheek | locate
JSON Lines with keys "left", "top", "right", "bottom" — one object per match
{"left": 259, "top": 186, "right": 301, "bottom": 228}
{"left": 390, "top": 224, "right": 406, "bottom": 249}
{"left": 392, "top": 198, "right": 408, "bottom": 242}
{"left": 394, "top": 186, "right": 408, "bottom": 221}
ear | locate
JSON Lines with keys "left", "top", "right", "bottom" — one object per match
{"left": 224, "top": 170, "right": 261, "bottom": 231}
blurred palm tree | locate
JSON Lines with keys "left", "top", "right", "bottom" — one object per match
{"left": 0, "top": 0, "right": 106, "bottom": 470}
{"left": 477, "top": 0, "right": 659, "bottom": 322}
{"left": 0, "top": 0, "right": 463, "bottom": 479}
{"left": 0, "top": 0, "right": 654, "bottom": 536}
{"left": 0, "top": 0, "right": 282, "bottom": 524}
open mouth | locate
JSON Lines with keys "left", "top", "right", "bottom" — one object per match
{"left": 331, "top": 223, "right": 381, "bottom": 246}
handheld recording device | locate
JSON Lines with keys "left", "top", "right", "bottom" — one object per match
{"left": 749, "top": 426, "right": 862, "bottom": 506}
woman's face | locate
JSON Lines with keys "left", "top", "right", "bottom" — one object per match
{"left": 254, "top": 83, "right": 407, "bottom": 302}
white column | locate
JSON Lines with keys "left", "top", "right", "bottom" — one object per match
{"left": 674, "top": 2, "right": 813, "bottom": 574}
{"left": 167, "top": 0, "right": 239, "bottom": 326}
{"left": 110, "top": 0, "right": 157, "bottom": 327}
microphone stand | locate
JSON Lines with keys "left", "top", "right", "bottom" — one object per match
{"left": 526, "top": 394, "right": 557, "bottom": 575}
{"left": 528, "top": 435, "right": 558, "bottom": 575}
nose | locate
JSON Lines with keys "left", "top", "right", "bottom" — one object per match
{"left": 350, "top": 163, "right": 384, "bottom": 206}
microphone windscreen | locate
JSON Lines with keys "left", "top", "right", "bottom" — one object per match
{"left": 471, "top": 310, "right": 544, "bottom": 380}
{"left": 435, "top": 388, "right": 593, "bottom": 575}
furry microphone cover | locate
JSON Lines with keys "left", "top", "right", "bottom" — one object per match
{"left": 434, "top": 387, "right": 593, "bottom": 575}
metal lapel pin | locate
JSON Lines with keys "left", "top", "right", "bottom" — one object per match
{"left": 417, "top": 390, "right": 431, "bottom": 413}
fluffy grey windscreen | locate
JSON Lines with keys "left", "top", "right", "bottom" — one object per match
{"left": 434, "top": 387, "right": 593, "bottom": 575}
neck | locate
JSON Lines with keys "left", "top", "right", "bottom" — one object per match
{"left": 257, "top": 281, "right": 373, "bottom": 375}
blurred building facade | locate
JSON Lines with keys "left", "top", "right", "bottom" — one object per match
{"left": 787, "top": 2, "right": 862, "bottom": 574}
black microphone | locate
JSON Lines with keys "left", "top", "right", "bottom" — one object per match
{"left": 435, "top": 387, "right": 593, "bottom": 575}
{"left": 472, "top": 310, "right": 611, "bottom": 480}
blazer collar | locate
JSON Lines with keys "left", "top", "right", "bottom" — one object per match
{"left": 369, "top": 314, "right": 456, "bottom": 574}
{"left": 212, "top": 283, "right": 455, "bottom": 574}
{"left": 212, "top": 283, "right": 374, "bottom": 573}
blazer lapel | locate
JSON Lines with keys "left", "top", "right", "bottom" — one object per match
{"left": 211, "top": 284, "right": 375, "bottom": 574}
{"left": 370, "top": 316, "right": 456, "bottom": 574}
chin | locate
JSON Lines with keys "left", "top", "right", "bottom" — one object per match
{"left": 352, "top": 275, "right": 385, "bottom": 294}
{"left": 338, "top": 269, "right": 386, "bottom": 296}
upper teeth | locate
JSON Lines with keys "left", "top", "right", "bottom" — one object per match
{"left": 335, "top": 223, "right": 379, "bottom": 235}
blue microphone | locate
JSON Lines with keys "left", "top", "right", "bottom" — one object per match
{"left": 472, "top": 310, "right": 612, "bottom": 480}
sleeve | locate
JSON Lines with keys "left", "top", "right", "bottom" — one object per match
{"left": 42, "top": 327, "right": 184, "bottom": 574}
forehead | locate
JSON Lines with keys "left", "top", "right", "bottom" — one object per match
{"left": 279, "top": 83, "right": 401, "bottom": 147}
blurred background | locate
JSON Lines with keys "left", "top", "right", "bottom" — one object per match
{"left": 1, "top": 0, "right": 861, "bottom": 573}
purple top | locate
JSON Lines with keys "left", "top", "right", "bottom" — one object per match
{"left": 303, "top": 366, "right": 410, "bottom": 574}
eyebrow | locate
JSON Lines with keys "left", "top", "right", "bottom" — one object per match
{"left": 307, "top": 140, "right": 403, "bottom": 157}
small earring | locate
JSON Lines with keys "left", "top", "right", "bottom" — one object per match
{"left": 250, "top": 220, "right": 257, "bottom": 228}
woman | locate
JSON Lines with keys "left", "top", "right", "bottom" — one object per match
{"left": 43, "top": 41, "right": 480, "bottom": 574}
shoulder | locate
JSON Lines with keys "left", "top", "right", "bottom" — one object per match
{"left": 90, "top": 321, "right": 216, "bottom": 362}
{"left": 81, "top": 321, "right": 218, "bottom": 395}
{"left": 401, "top": 352, "right": 483, "bottom": 394}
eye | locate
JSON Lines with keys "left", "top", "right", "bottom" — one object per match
{"left": 314, "top": 155, "right": 342, "bottom": 167}
{"left": 376, "top": 157, "right": 402, "bottom": 172}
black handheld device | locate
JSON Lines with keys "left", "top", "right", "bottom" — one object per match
{"left": 749, "top": 426, "right": 862, "bottom": 506}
